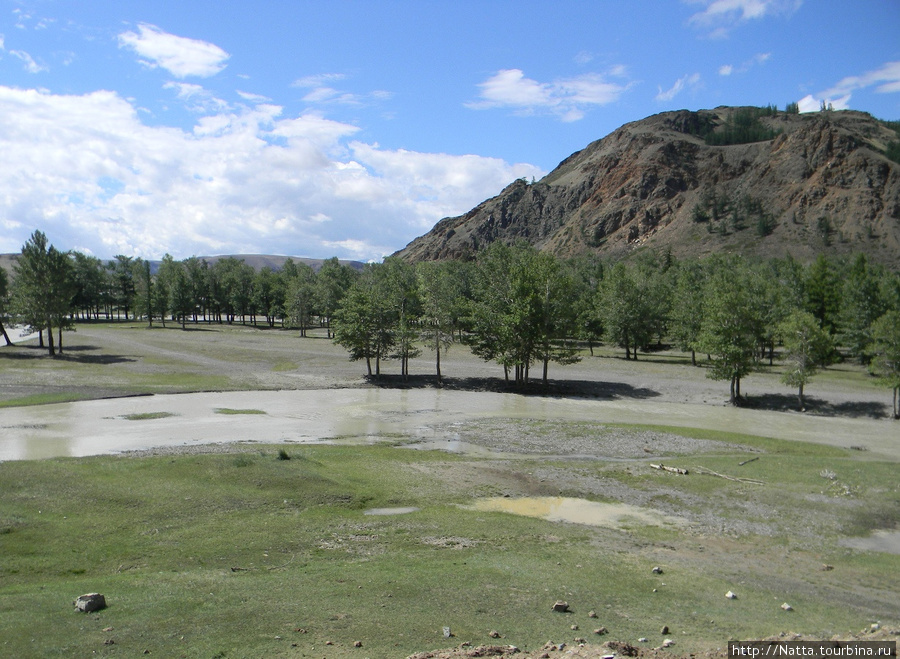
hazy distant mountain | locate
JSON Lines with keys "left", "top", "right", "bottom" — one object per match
{"left": 395, "top": 107, "right": 900, "bottom": 265}
{"left": 0, "top": 253, "right": 364, "bottom": 277}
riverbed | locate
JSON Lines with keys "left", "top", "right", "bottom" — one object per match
{"left": 1, "top": 387, "right": 898, "bottom": 461}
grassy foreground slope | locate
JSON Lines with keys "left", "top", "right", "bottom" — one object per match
{"left": 1, "top": 435, "right": 898, "bottom": 658}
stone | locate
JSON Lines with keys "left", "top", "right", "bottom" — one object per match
{"left": 725, "top": 591, "right": 737, "bottom": 599}
{"left": 571, "top": 624, "right": 579, "bottom": 631}
{"left": 443, "top": 626, "right": 452, "bottom": 638}
{"left": 639, "top": 638, "right": 649, "bottom": 643}
{"left": 652, "top": 566, "right": 663, "bottom": 574}
{"left": 663, "top": 639, "right": 675, "bottom": 648}
{"left": 74, "top": 593, "right": 106, "bottom": 613}
{"left": 353, "top": 640, "right": 362, "bottom": 648}
{"left": 661, "top": 625, "right": 670, "bottom": 635}
{"left": 489, "top": 630, "right": 501, "bottom": 639}
{"left": 594, "top": 627, "right": 608, "bottom": 636}
{"left": 552, "top": 600, "right": 569, "bottom": 613}
{"left": 575, "top": 638, "right": 587, "bottom": 644}
{"left": 781, "top": 603, "right": 793, "bottom": 611}
{"left": 588, "top": 611, "right": 598, "bottom": 618}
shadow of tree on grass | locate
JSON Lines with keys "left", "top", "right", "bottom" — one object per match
{"left": 365, "top": 373, "right": 661, "bottom": 401}
{"left": 743, "top": 393, "right": 888, "bottom": 419}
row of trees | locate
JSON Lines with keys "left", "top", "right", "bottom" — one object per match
{"left": 328, "top": 244, "right": 900, "bottom": 415}
{"left": 2, "top": 231, "right": 899, "bottom": 416}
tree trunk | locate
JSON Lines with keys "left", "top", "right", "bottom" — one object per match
{"left": 893, "top": 387, "right": 899, "bottom": 420}
{"left": 39, "top": 330, "right": 44, "bottom": 348}
{"left": 365, "top": 356, "right": 372, "bottom": 377}
{"left": 729, "top": 377, "right": 737, "bottom": 405}
{"left": 46, "top": 322, "right": 56, "bottom": 356}
{"left": 435, "top": 334, "right": 442, "bottom": 385}
{"left": 542, "top": 356, "right": 549, "bottom": 388}
{"left": 691, "top": 349, "right": 696, "bottom": 366}
{"left": 58, "top": 325, "right": 63, "bottom": 354}
{"left": 0, "top": 321, "right": 11, "bottom": 346}
{"left": 798, "top": 382, "right": 805, "bottom": 411}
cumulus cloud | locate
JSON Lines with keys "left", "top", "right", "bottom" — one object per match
{"left": 656, "top": 73, "right": 701, "bottom": 101}
{"left": 797, "top": 60, "right": 900, "bottom": 113}
{"left": 118, "top": 24, "right": 229, "bottom": 78}
{"left": 466, "top": 68, "right": 631, "bottom": 122}
{"left": 687, "top": 0, "right": 802, "bottom": 37}
{"left": 0, "top": 85, "right": 543, "bottom": 261}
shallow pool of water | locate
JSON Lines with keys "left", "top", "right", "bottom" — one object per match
{"left": 838, "top": 529, "right": 900, "bottom": 555}
{"left": 469, "top": 496, "right": 688, "bottom": 530}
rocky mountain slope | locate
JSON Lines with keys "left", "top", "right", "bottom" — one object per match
{"left": 395, "top": 107, "right": 900, "bottom": 265}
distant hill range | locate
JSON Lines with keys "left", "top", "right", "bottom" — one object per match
{"left": 0, "top": 253, "right": 364, "bottom": 277}
{"left": 395, "top": 106, "right": 900, "bottom": 266}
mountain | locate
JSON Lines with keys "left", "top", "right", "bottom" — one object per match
{"left": 395, "top": 107, "right": 900, "bottom": 266}
{"left": 0, "top": 253, "right": 364, "bottom": 278}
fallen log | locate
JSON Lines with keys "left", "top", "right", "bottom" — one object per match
{"left": 694, "top": 466, "right": 764, "bottom": 485}
{"left": 650, "top": 463, "right": 689, "bottom": 475}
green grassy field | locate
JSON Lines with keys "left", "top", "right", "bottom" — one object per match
{"left": 1, "top": 434, "right": 897, "bottom": 658}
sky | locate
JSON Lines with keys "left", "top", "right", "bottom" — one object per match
{"left": 1, "top": 0, "right": 899, "bottom": 262}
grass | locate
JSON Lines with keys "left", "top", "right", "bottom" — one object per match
{"left": 121, "top": 411, "right": 176, "bottom": 421}
{"left": 1, "top": 440, "right": 897, "bottom": 658}
{"left": 214, "top": 407, "right": 267, "bottom": 415}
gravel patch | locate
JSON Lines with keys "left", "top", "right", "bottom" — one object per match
{"left": 430, "top": 418, "right": 753, "bottom": 459}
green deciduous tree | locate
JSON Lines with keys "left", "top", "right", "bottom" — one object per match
{"left": 12, "top": 231, "right": 75, "bottom": 355}
{"left": 0, "top": 266, "right": 12, "bottom": 346}
{"left": 416, "top": 260, "right": 459, "bottom": 384}
{"left": 284, "top": 261, "right": 317, "bottom": 337}
{"left": 869, "top": 311, "right": 900, "bottom": 419}
{"left": 697, "top": 256, "right": 763, "bottom": 404}
{"left": 778, "top": 310, "right": 833, "bottom": 410}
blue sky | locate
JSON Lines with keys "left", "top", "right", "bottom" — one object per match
{"left": 1, "top": 0, "right": 898, "bottom": 261}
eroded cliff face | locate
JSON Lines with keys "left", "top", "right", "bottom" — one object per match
{"left": 395, "top": 107, "right": 900, "bottom": 265}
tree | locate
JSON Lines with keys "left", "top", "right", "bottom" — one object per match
{"left": 132, "top": 258, "right": 154, "bottom": 327}
{"left": 669, "top": 260, "right": 706, "bottom": 365}
{"left": 697, "top": 256, "right": 763, "bottom": 404}
{"left": 332, "top": 265, "right": 395, "bottom": 377}
{"left": 12, "top": 231, "right": 75, "bottom": 355}
{"left": 108, "top": 255, "right": 135, "bottom": 320}
{"left": 253, "top": 267, "right": 282, "bottom": 327}
{"left": 598, "top": 262, "right": 658, "bottom": 360}
{"left": 284, "top": 262, "right": 317, "bottom": 337}
{"left": 382, "top": 258, "right": 421, "bottom": 381}
{"left": 778, "top": 310, "right": 833, "bottom": 410}
{"left": 869, "top": 311, "right": 900, "bottom": 419}
{"left": 416, "top": 261, "right": 460, "bottom": 384}
{"left": 467, "top": 243, "right": 577, "bottom": 386}
{"left": 805, "top": 254, "right": 841, "bottom": 335}
{"left": 0, "top": 266, "right": 12, "bottom": 346}
{"left": 315, "top": 257, "right": 357, "bottom": 338}
{"left": 840, "top": 254, "right": 887, "bottom": 364}
{"left": 169, "top": 262, "right": 193, "bottom": 329}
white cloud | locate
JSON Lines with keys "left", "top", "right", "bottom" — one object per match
{"left": 718, "top": 52, "right": 770, "bottom": 77}
{"left": 797, "top": 60, "right": 900, "bottom": 113}
{"left": 10, "top": 49, "right": 47, "bottom": 73}
{"left": 118, "top": 24, "right": 229, "bottom": 78}
{"left": 656, "top": 73, "right": 701, "bottom": 101}
{"left": 0, "top": 35, "right": 5, "bottom": 50}
{"left": 466, "top": 68, "right": 631, "bottom": 122}
{"left": 237, "top": 90, "right": 272, "bottom": 103}
{"left": 293, "top": 73, "right": 392, "bottom": 107}
{"left": 0, "top": 85, "right": 543, "bottom": 261}
{"left": 163, "top": 81, "right": 229, "bottom": 113}
{"left": 687, "top": 0, "right": 802, "bottom": 36}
